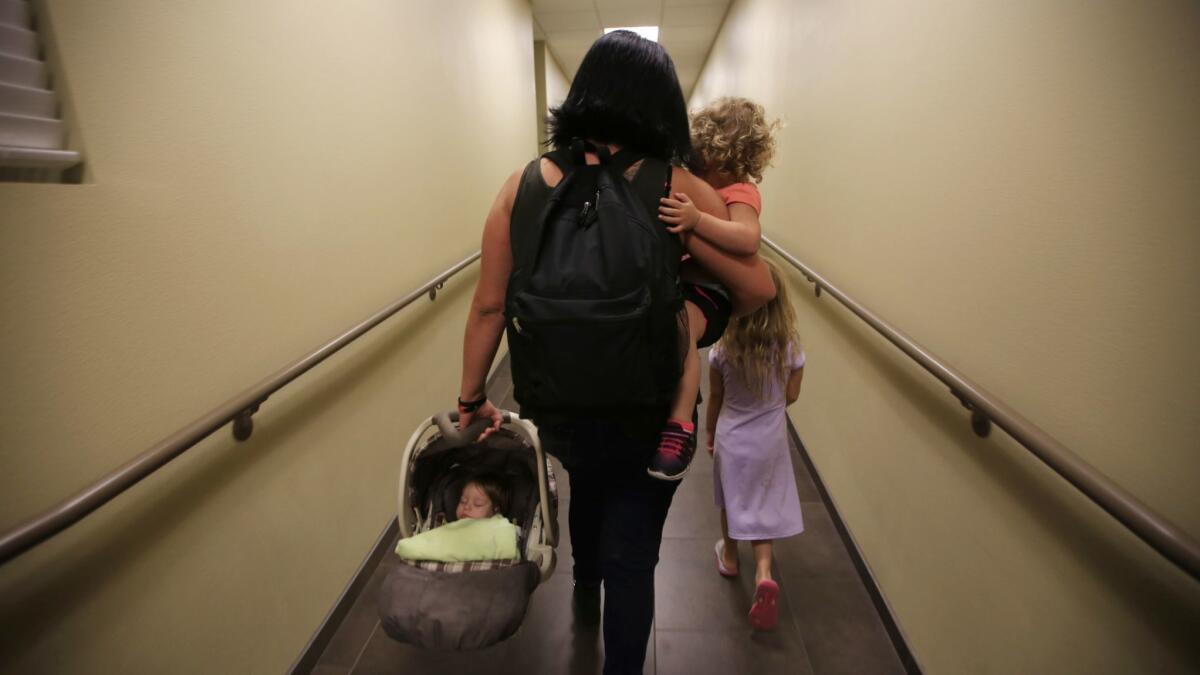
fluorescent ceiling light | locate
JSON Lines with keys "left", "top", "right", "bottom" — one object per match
{"left": 604, "top": 26, "right": 659, "bottom": 42}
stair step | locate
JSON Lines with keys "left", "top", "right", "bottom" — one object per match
{"left": 0, "top": 111, "right": 62, "bottom": 149}
{"left": 0, "top": 0, "right": 31, "bottom": 30}
{"left": 0, "top": 51, "right": 43, "bottom": 87}
{"left": 0, "top": 80, "right": 52, "bottom": 117}
{"left": 0, "top": 22, "right": 36, "bottom": 59}
{"left": 0, "top": 144, "right": 77, "bottom": 168}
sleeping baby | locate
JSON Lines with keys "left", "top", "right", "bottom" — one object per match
{"left": 395, "top": 471, "right": 520, "bottom": 563}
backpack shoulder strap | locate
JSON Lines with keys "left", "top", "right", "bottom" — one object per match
{"left": 509, "top": 150, "right": 579, "bottom": 291}
{"left": 509, "top": 157, "right": 549, "bottom": 258}
{"left": 626, "top": 156, "right": 673, "bottom": 219}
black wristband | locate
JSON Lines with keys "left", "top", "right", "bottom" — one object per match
{"left": 457, "top": 395, "right": 487, "bottom": 413}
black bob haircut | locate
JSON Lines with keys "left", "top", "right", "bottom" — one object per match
{"left": 547, "top": 30, "right": 694, "bottom": 168}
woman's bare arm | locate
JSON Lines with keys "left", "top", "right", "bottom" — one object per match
{"left": 671, "top": 168, "right": 776, "bottom": 316}
{"left": 458, "top": 170, "right": 520, "bottom": 434}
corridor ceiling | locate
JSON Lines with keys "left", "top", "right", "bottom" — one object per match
{"left": 532, "top": 0, "right": 732, "bottom": 96}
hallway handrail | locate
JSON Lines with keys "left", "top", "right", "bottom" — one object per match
{"left": 0, "top": 251, "right": 482, "bottom": 566}
{"left": 760, "top": 235, "right": 1200, "bottom": 582}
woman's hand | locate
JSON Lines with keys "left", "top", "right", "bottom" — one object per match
{"left": 659, "top": 192, "right": 702, "bottom": 233}
{"left": 458, "top": 399, "right": 504, "bottom": 442}
{"left": 706, "top": 433, "right": 716, "bottom": 456}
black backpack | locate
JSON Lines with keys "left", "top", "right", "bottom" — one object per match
{"left": 505, "top": 141, "right": 684, "bottom": 420}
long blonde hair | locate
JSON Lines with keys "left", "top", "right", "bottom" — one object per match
{"left": 717, "top": 260, "right": 801, "bottom": 398}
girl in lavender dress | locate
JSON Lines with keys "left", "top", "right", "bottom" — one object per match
{"left": 705, "top": 260, "right": 805, "bottom": 631}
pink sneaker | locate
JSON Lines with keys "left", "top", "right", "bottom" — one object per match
{"left": 647, "top": 419, "right": 696, "bottom": 481}
{"left": 748, "top": 579, "right": 780, "bottom": 631}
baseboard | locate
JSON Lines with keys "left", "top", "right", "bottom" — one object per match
{"left": 786, "top": 419, "right": 924, "bottom": 675}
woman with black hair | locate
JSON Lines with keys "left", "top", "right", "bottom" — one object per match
{"left": 456, "top": 30, "right": 776, "bottom": 674}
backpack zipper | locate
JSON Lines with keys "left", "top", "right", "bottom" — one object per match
{"left": 578, "top": 189, "right": 601, "bottom": 228}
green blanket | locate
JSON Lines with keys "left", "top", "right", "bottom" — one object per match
{"left": 395, "top": 514, "right": 520, "bottom": 562}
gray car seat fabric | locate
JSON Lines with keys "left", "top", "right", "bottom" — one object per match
{"left": 379, "top": 560, "right": 540, "bottom": 650}
{"left": 380, "top": 421, "right": 557, "bottom": 651}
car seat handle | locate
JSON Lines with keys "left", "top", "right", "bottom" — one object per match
{"left": 433, "top": 410, "right": 513, "bottom": 446}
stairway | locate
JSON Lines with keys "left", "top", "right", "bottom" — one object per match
{"left": 0, "top": 0, "right": 79, "bottom": 170}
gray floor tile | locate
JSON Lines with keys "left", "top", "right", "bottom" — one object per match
{"left": 771, "top": 504, "right": 859, "bottom": 580}
{"left": 315, "top": 542, "right": 399, "bottom": 669}
{"left": 656, "top": 628, "right": 814, "bottom": 675}
{"left": 655, "top": 537, "right": 799, "bottom": 632}
{"left": 352, "top": 621, "right": 514, "bottom": 674}
{"left": 786, "top": 430, "right": 823, "bottom": 503}
{"left": 661, "top": 470, "right": 722, "bottom": 540}
{"left": 488, "top": 366, "right": 512, "bottom": 398}
{"left": 786, "top": 577, "right": 906, "bottom": 675}
{"left": 310, "top": 665, "right": 352, "bottom": 675}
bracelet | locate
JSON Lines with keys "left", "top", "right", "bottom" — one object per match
{"left": 457, "top": 395, "right": 488, "bottom": 413}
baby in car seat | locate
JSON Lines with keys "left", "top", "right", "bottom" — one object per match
{"left": 455, "top": 472, "right": 510, "bottom": 521}
{"left": 396, "top": 471, "right": 520, "bottom": 563}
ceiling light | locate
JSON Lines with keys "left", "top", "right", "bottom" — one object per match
{"left": 604, "top": 26, "right": 659, "bottom": 42}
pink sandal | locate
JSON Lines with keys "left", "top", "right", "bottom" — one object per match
{"left": 748, "top": 579, "right": 780, "bottom": 630}
{"left": 714, "top": 540, "right": 738, "bottom": 578}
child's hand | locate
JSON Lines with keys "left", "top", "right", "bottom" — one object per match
{"left": 659, "top": 192, "right": 701, "bottom": 233}
{"left": 706, "top": 435, "right": 715, "bottom": 456}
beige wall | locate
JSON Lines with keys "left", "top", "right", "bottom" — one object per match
{"left": 543, "top": 46, "right": 570, "bottom": 120}
{"left": 533, "top": 40, "right": 570, "bottom": 152}
{"left": 694, "top": 0, "right": 1200, "bottom": 673}
{"left": 0, "top": 1, "right": 535, "bottom": 672}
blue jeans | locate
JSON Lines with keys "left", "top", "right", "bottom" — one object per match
{"left": 539, "top": 419, "right": 680, "bottom": 675}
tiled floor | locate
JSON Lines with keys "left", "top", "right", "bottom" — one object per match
{"left": 309, "top": 355, "right": 906, "bottom": 674}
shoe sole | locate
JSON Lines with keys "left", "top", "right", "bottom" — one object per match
{"left": 646, "top": 462, "right": 692, "bottom": 481}
{"left": 748, "top": 579, "right": 780, "bottom": 631}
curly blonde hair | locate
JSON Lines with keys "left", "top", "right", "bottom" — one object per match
{"left": 690, "top": 97, "right": 780, "bottom": 184}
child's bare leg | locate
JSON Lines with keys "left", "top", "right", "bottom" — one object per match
{"left": 669, "top": 300, "right": 707, "bottom": 420}
{"left": 748, "top": 539, "right": 780, "bottom": 630}
{"left": 752, "top": 540, "right": 773, "bottom": 584}
{"left": 720, "top": 509, "right": 739, "bottom": 572}
{"left": 670, "top": 331, "right": 700, "bottom": 421}
{"left": 648, "top": 300, "right": 708, "bottom": 480}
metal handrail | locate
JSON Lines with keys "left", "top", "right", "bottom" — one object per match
{"left": 0, "top": 251, "right": 482, "bottom": 565}
{"left": 761, "top": 236, "right": 1200, "bottom": 581}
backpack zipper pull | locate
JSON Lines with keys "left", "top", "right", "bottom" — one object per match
{"left": 579, "top": 190, "right": 601, "bottom": 228}
{"left": 512, "top": 317, "right": 524, "bottom": 334}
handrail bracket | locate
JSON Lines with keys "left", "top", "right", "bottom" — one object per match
{"left": 950, "top": 389, "right": 992, "bottom": 438}
{"left": 232, "top": 401, "right": 265, "bottom": 442}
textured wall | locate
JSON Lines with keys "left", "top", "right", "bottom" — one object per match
{"left": 693, "top": 0, "right": 1200, "bottom": 672}
{"left": 0, "top": 1, "right": 536, "bottom": 672}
